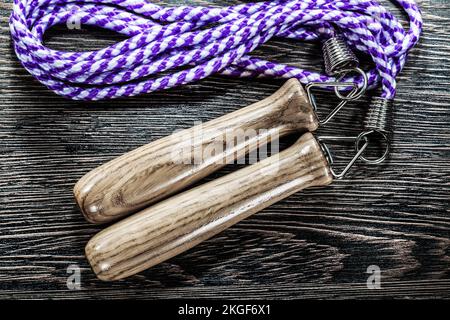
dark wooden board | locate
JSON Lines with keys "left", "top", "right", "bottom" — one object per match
{"left": 0, "top": 0, "right": 449, "bottom": 299}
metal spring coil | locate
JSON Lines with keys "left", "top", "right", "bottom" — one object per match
{"left": 364, "top": 97, "right": 393, "bottom": 135}
{"left": 322, "top": 37, "right": 359, "bottom": 76}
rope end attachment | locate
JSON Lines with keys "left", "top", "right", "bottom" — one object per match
{"left": 317, "top": 96, "right": 394, "bottom": 179}
{"left": 322, "top": 36, "right": 359, "bottom": 76}
{"left": 306, "top": 35, "right": 368, "bottom": 125}
{"left": 356, "top": 97, "right": 393, "bottom": 164}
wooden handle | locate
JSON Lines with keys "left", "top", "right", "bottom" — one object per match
{"left": 74, "top": 79, "right": 317, "bottom": 224}
{"left": 86, "top": 132, "right": 332, "bottom": 281}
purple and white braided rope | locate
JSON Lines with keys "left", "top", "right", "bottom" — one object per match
{"left": 9, "top": 0, "right": 422, "bottom": 101}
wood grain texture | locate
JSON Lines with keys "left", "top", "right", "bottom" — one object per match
{"left": 0, "top": 0, "right": 449, "bottom": 299}
{"left": 86, "top": 133, "right": 332, "bottom": 280}
{"left": 74, "top": 78, "right": 317, "bottom": 224}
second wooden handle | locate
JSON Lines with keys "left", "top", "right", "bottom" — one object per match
{"left": 86, "top": 132, "right": 332, "bottom": 281}
{"left": 74, "top": 79, "right": 317, "bottom": 224}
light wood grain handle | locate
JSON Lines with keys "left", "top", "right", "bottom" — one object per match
{"left": 85, "top": 132, "right": 332, "bottom": 281}
{"left": 74, "top": 79, "right": 317, "bottom": 224}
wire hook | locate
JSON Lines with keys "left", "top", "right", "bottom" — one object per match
{"left": 306, "top": 81, "right": 358, "bottom": 125}
{"left": 306, "top": 36, "right": 369, "bottom": 126}
{"left": 317, "top": 135, "right": 369, "bottom": 179}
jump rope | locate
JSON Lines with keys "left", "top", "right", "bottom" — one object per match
{"left": 9, "top": 0, "right": 423, "bottom": 280}
{"left": 10, "top": 0, "right": 422, "bottom": 101}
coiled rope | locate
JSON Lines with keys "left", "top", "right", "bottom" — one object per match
{"left": 9, "top": 0, "right": 422, "bottom": 101}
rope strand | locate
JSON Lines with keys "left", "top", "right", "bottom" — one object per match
{"left": 9, "top": 0, "right": 422, "bottom": 101}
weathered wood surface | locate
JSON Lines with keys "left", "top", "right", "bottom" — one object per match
{"left": 0, "top": 0, "right": 449, "bottom": 299}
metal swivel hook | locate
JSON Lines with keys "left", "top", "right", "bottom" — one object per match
{"left": 317, "top": 135, "right": 369, "bottom": 179}
{"left": 306, "top": 36, "right": 369, "bottom": 125}
{"left": 317, "top": 97, "right": 393, "bottom": 179}
{"left": 323, "top": 36, "right": 368, "bottom": 101}
{"left": 355, "top": 97, "right": 392, "bottom": 164}
{"left": 306, "top": 81, "right": 358, "bottom": 125}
